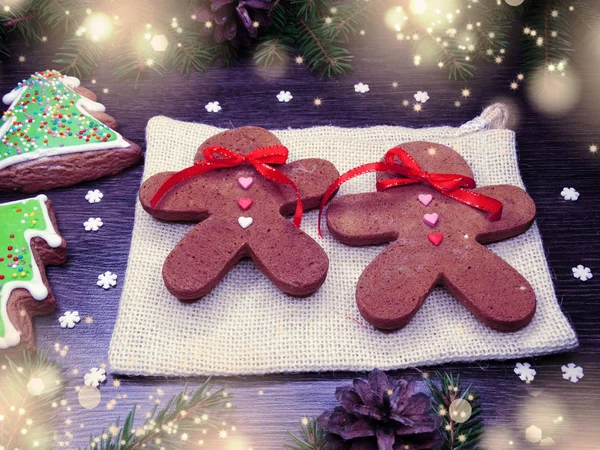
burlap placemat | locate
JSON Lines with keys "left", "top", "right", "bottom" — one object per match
{"left": 109, "top": 105, "right": 578, "bottom": 376}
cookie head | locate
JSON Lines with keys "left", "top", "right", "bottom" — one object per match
{"left": 195, "top": 126, "right": 283, "bottom": 162}
{"left": 376, "top": 141, "right": 474, "bottom": 183}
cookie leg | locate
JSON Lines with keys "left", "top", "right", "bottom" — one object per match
{"left": 356, "top": 244, "right": 441, "bottom": 330}
{"left": 442, "top": 244, "right": 536, "bottom": 331}
{"left": 249, "top": 222, "right": 329, "bottom": 296}
{"left": 162, "top": 218, "right": 245, "bottom": 301}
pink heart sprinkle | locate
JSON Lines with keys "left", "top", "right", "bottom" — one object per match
{"left": 418, "top": 194, "right": 433, "bottom": 206}
{"left": 423, "top": 213, "right": 439, "bottom": 228}
{"left": 428, "top": 233, "right": 443, "bottom": 246}
{"left": 237, "top": 198, "right": 253, "bottom": 210}
{"left": 238, "top": 177, "right": 254, "bottom": 190}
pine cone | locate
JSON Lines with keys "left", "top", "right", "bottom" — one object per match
{"left": 195, "top": 0, "right": 276, "bottom": 47}
{"left": 317, "top": 369, "right": 443, "bottom": 450}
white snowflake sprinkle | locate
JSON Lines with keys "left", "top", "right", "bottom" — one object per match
{"left": 204, "top": 101, "right": 221, "bottom": 113}
{"left": 560, "top": 187, "right": 580, "bottom": 201}
{"left": 354, "top": 82, "right": 370, "bottom": 94}
{"left": 572, "top": 265, "right": 593, "bottom": 281}
{"left": 276, "top": 91, "right": 293, "bottom": 102}
{"left": 514, "top": 362, "right": 536, "bottom": 382}
{"left": 97, "top": 271, "right": 118, "bottom": 289}
{"left": 414, "top": 91, "right": 430, "bottom": 103}
{"left": 85, "top": 189, "right": 104, "bottom": 204}
{"left": 84, "top": 367, "right": 107, "bottom": 387}
{"left": 561, "top": 363, "right": 584, "bottom": 383}
{"left": 83, "top": 217, "right": 103, "bottom": 231}
{"left": 58, "top": 311, "right": 81, "bottom": 329}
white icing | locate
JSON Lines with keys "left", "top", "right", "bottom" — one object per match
{"left": 0, "top": 194, "right": 63, "bottom": 349}
{"left": 62, "top": 76, "right": 81, "bottom": 88}
{"left": 0, "top": 75, "right": 130, "bottom": 171}
{"left": 2, "top": 87, "right": 23, "bottom": 105}
{"left": 78, "top": 95, "right": 107, "bottom": 113}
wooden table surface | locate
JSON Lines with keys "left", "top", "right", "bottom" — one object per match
{"left": 1, "top": 23, "right": 599, "bottom": 449}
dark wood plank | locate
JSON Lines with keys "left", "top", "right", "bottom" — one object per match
{"left": 1, "top": 26, "right": 599, "bottom": 449}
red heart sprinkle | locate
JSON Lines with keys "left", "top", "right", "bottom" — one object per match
{"left": 428, "top": 233, "right": 443, "bottom": 246}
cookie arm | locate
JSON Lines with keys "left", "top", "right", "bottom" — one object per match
{"left": 278, "top": 159, "right": 340, "bottom": 213}
{"left": 139, "top": 172, "right": 210, "bottom": 222}
{"left": 471, "top": 185, "right": 536, "bottom": 244}
{"left": 326, "top": 192, "right": 402, "bottom": 246}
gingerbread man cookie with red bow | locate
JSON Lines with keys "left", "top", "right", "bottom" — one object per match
{"left": 324, "top": 141, "right": 537, "bottom": 332}
{"left": 139, "top": 126, "right": 339, "bottom": 300}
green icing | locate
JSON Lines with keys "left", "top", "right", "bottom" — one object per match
{"left": 1, "top": 69, "right": 119, "bottom": 166}
{"left": 0, "top": 198, "right": 48, "bottom": 338}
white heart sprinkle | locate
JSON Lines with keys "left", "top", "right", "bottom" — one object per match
{"left": 238, "top": 216, "right": 253, "bottom": 229}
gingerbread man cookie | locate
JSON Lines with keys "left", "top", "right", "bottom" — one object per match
{"left": 325, "top": 141, "right": 537, "bottom": 332}
{"left": 140, "top": 126, "right": 339, "bottom": 300}
{"left": 0, "top": 195, "right": 67, "bottom": 352}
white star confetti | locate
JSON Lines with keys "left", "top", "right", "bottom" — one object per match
{"left": 461, "top": 88, "right": 471, "bottom": 98}
{"left": 454, "top": 100, "right": 461, "bottom": 108}
{"left": 561, "top": 363, "right": 584, "bottom": 383}
{"left": 276, "top": 90, "right": 293, "bottom": 102}
{"left": 85, "top": 189, "right": 104, "bottom": 204}
{"left": 514, "top": 362, "right": 536, "bottom": 382}
{"left": 354, "top": 82, "right": 369, "bottom": 94}
{"left": 510, "top": 81, "right": 519, "bottom": 90}
{"left": 517, "top": 73, "right": 525, "bottom": 80}
{"left": 83, "top": 218, "right": 103, "bottom": 232}
{"left": 589, "top": 144, "right": 597, "bottom": 153}
{"left": 59, "top": 311, "right": 81, "bottom": 329}
{"left": 402, "top": 99, "right": 410, "bottom": 107}
{"left": 84, "top": 368, "right": 106, "bottom": 387}
{"left": 413, "top": 103, "right": 422, "bottom": 113}
{"left": 295, "top": 55, "right": 304, "bottom": 64}
{"left": 204, "top": 101, "right": 221, "bottom": 113}
{"left": 97, "top": 271, "right": 118, "bottom": 289}
{"left": 560, "top": 187, "right": 580, "bottom": 201}
{"left": 102, "top": 88, "right": 109, "bottom": 94}
{"left": 572, "top": 265, "right": 593, "bottom": 281}
{"left": 414, "top": 91, "right": 430, "bottom": 103}
{"left": 18, "top": 55, "right": 26, "bottom": 63}
{"left": 313, "top": 97, "right": 322, "bottom": 107}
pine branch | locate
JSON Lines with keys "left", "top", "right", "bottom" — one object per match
{"left": 322, "top": 0, "right": 372, "bottom": 42}
{"left": 169, "top": 29, "right": 215, "bottom": 74}
{"left": 0, "top": 351, "right": 64, "bottom": 450}
{"left": 297, "top": 18, "right": 352, "bottom": 76}
{"left": 285, "top": 418, "right": 329, "bottom": 450}
{"left": 86, "top": 379, "right": 231, "bottom": 450}
{"left": 54, "top": 36, "right": 103, "bottom": 79}
{"left": 254, "top": 35, "right": 294, "bottom": 66}
{"left": 425, "top": 373, "right": 484, "bottom": 450}
{"left": 291, "top": 0, "right": 332, "bottom": 21}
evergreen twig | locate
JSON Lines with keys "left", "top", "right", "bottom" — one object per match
{"left": 425, "top": 373, "right": 484, "bottom": 450}
{"left": 285, "top": 418, "right": 329, "bottom": 450}
{"left": 0, "top": 351, "right": 64, "bottom": 450}
{"left": 85, "top": 379, "right": 231, "bottom": 450}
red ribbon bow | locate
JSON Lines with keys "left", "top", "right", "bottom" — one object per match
{"left": 318, "top": 147, "right": 503, "bottom": 235}
{"left": 150, "top": 145, "right": 304, "bottom": 227}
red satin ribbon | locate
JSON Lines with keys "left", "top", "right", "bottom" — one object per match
{"left": 150, "top": 145, "right": 304, "bottom": 227}
{"left": 318, "top": 147, "right": 503, "bottom": 236}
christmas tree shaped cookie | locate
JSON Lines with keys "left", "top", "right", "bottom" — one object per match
{"left": 0, "top": 70, "right": 142, "bottom": 193}
{"left": 0, "top": 195, "right": 66, "bottom": 351}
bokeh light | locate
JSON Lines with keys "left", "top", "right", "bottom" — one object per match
{"left": 151, "top": 34, "right": 169, "bottom": 52}
{"left": 78, "top": 386, "right": 101, "bottom": 410}
{"left": 410, "top": 0, "right": 428, "bottom": 15}
{"left": 84, "top": 13, "right": 113, "bottom": 42}
{"left": 26, "top": 377, "right": 45, "bottom": 396}
{"left": 526, "top": 66, "right": 582, "bottom": 115}
{"left": 384, "top": 6, "right": 408, "bottom": 31}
